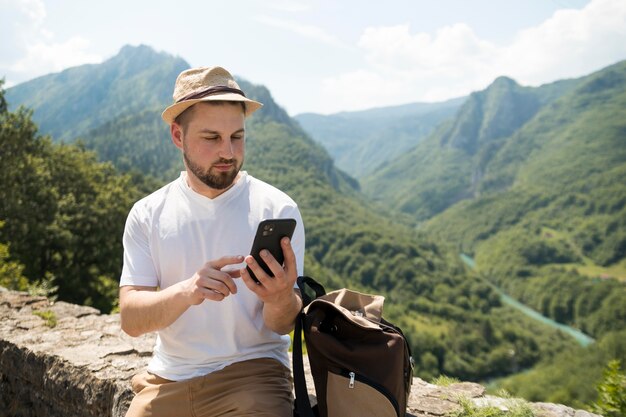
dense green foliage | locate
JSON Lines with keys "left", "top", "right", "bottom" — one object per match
{"left": 295, "top": 98, "right": 463, "bottom": 177}
{"left": 464, "top": 221, "right": 626, "bottom": 337}
{"left": 0, "top": 222, "right": 28, "bottom": 291}
{"left": 0, "top": 82, "right": 148, "bottom": 311}
{"left": 494, "top": 331, "right": 626, "bottom": 409}
{"left": 79, "top": 108, "right": 182, "bottom": 180}
{"left": 591, "top": 359, "right": 626, "bottom": 417}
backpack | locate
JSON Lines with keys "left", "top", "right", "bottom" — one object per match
{"left": 293, "top": 276, "right": 414, "bottom": 417}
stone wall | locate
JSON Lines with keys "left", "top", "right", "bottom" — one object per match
{"left": 0, "top": 288, "right": 600, "bottom": 417}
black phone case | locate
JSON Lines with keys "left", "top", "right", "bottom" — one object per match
{"left": 247, "top": 218, "right": 296, "bottom": 283}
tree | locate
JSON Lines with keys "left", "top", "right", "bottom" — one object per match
{"left": 0, "top": 221, "right": 28, "bottom": 291}
{"left": 592, "top": 360, "right": 626, "bottom": 417}
{"left": 0, "top": 84, "right": 145, "bottom": 311}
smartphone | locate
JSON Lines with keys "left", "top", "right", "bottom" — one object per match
{"left": 247, "top": 218, "right": 297, "bottom": 283}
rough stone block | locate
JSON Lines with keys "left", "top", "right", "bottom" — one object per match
{"left": 0, "top": 288, "right": 601, "bottom": 417}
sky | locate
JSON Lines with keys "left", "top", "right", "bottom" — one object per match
{"left": 1, "top": 0, "right": 626, "bottom": 115}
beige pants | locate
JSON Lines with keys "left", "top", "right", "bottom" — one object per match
{"left": 125, "top": 358, "right": 294, "bottom": 417}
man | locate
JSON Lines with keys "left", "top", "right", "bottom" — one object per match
{"left": 119, "top": 66, "right": 305, "bottom": 417}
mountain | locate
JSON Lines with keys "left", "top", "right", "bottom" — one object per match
{"left": 411, "top": 61, "right": 626, "bottom": 266}
{"left": 357, "top": 61, "right": 626, "bottom": 333}
{"left": 423, "top": 60, "right": 626, "bottom": 296}
{"left": 5, "top": 44, "right": 188, "bottom": 141}
{"left": 1, "top": 45, "right": 575, "bottom": 385}
{"left": 396, "top": 62, "right": 626, "bottom": 404}
{"left": 361, "top": 75, "right": 581, "bottom": 219}
{"left": 295, "top": 98, "right": 464, "bottom": 178}
{"left": 293, "top": 60, "right": 626, "bottom": 405}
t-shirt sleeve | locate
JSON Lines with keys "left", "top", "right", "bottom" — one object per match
{"left": 119, "top": 205, "right": 159, "bottom": 287}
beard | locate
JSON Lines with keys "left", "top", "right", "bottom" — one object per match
{"left": 183, "top": 152, "right": 243, "bottom": 190}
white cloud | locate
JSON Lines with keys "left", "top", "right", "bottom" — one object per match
{"left": 319, "top": 23, "right": 500, "bottom": 112}
{"left": 11, "top": 37, "right": 102, "bottom": 74}
{"left": 359, "top": 23, "right": 497, "bottom": 76}
{"left": 320, "top": 0, "right": 626, "bottom": 112}
{"left": 0, "top": 0, "right": 101, "bottom": 86}
{"left": 500, "top": 0, "right": 626, "bottom": 84}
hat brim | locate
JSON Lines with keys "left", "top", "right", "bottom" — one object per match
{"left": 161, "top": 93, "right": 263, "bottom": 124}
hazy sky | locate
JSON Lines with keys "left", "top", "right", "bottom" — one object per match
{"left": 1, "top": 0, "right": 625, "bottom": 115}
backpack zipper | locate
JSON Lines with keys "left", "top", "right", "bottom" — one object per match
{"left": 341, "top": 369, "right": 400, "bottom": 416}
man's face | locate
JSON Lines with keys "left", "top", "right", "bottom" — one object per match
{"left": 174, "top": 102, "right": 246, "bottom": 194}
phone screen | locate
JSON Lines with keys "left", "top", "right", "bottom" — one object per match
{"left": 247, "top": 218, "right": 296, "bottom": 283}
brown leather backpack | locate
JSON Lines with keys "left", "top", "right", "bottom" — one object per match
{"left": 293, "top": 276, "right": 414, "bottom": 417}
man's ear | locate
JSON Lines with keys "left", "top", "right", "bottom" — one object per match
{"left": 171, "top": 123, "right": 184, "bottom": 150}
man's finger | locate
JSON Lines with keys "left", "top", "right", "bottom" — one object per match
{"left": 259, "top": 249, "right": 284, "bottom": 279}
{"left": 240, "top": 266, "right": 264, "bottom": 292}
{"left": 208, "top": 255, "right": 245, "bottom": 270}
{"left": 281, "top": 237, "right": 297, "bottom": 273}
{"left": 199, "top": 287, "right": 226, "bottom": 302}
{"left": 223, "top": 268, "right": 242, "bottom": 278}
{"left": 244, "top": 255, "right": 270, "bottom": 284}
{"left": 214, "top": 273, "right": 239, "bottom": 295}
{"left": 198, "top": 269, "right": 238, "bottom": 295}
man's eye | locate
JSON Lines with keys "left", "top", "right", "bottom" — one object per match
{"left": 232, "top": 135, "right": 244, "bottom": 140}
{"left": 203, "top": 136, "right": 219, "bottom": 141}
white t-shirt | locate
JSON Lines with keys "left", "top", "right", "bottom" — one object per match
{"left": 120, "top": 171, "right": 305, "bottom": 381}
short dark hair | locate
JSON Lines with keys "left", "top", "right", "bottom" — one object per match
{"left": 174, "top": 101, "right": 246, "bottom": 131}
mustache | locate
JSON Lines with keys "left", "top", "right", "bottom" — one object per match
{"left": 213, "top": 158, "right": 237, "bottom": 165}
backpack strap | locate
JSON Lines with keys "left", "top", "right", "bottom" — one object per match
{"left": 297, "top": 275, "right": 326, "bottom": 307}
{"left": 293, "top": 276, "right": 325, "bottom": 417}
{"left": 293, "top": 311, "right": 315, "bottom": 417}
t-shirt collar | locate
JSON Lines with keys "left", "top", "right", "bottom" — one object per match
{"left": 178, "top": 170, "right": 248, "bottom": 204}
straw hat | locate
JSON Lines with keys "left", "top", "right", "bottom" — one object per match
{"left": 162, "top": 66, "right": 263, "bottom": 124}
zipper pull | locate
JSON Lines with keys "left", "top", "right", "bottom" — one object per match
{"left": 349, "top": 372, "right": 355, "bottom": 388}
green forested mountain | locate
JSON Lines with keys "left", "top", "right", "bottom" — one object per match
{"left": 362, "top": 75, "right": 581, "bottom": 219}
{"left": 422, "top": 61, "right": 626, "bottom": 296}
{"left": 412, "top": 62, "right": 626, "bottom": 405}
{"left": 5, "top": 44, "right": 187, "bottom": 141}
{"left": 1, "top": 46, "right": 577, "bottom": 386}
{"left": 294, "top": 98, "right": 464, "bottom": 178}
{"left": 353, "top": 61, "right": 626, "bottom": 406}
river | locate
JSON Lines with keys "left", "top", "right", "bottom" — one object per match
{"left": 460, "top": 254, "right": 595, "bottom": 347}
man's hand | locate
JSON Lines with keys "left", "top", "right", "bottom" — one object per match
{"left": 240, "top": 237, "right": 302, "bottom": 334}
{"left": 119, "top": 255, "right": 244, "bottom": 337}
{"left": 180, "top": 255, "right": 244, "bottom": 305}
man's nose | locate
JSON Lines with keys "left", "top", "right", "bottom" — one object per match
{"left": 219, "top": 139, "right": 234, "bottom": 159}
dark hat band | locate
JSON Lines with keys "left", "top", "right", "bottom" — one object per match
{"left": 176, "top": 86, "right": 246, "bottom": 103}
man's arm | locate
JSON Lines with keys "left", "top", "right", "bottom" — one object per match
{"left": 262, "top": 289, "right": 303, "bottom": 335}
{"left": 240, "top": 237, "right": 303, "bottom": 335}
{"left": 120, "top": 284, "right": 191, "bottom": 337}
{"left": 120, "top": 256, "right": 244, "bottom": 337}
